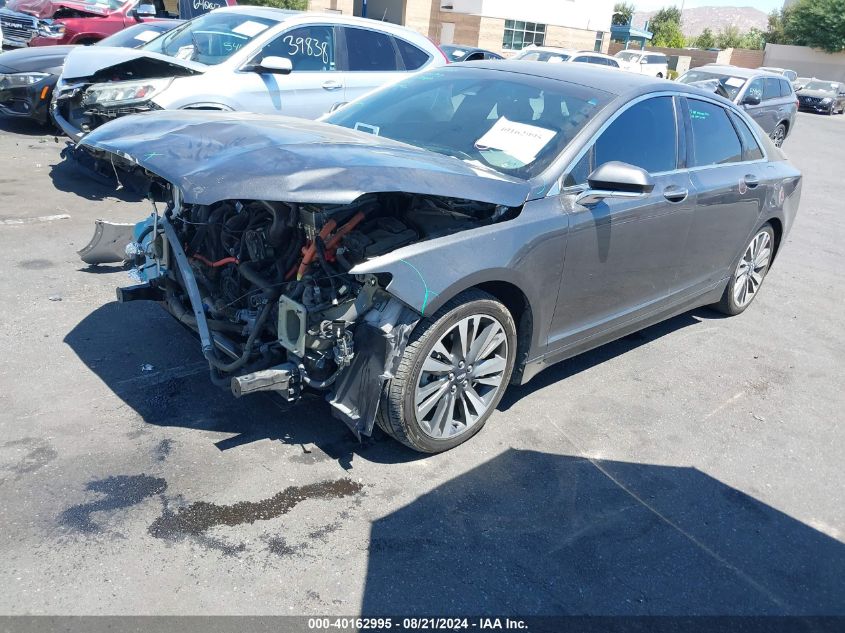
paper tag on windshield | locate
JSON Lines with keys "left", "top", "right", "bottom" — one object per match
{"left": 475, "top": 117, "right": 556, "bottom": 164}
{"left": 133, "top": 30, "right": 160, "bottom": 43}
{"left": 725, "top": 77, "right": 745, "bottom": 88}
{"left": 175, "top": 45, "right": 195, "bottom": 60}
{"left": 233, "top": 20, "right": 269, "bottom": 37}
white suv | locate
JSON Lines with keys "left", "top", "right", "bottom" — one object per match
{"left": 53, "top": 7, "right": 446, "bottom": 141}
{"left": 614, "top": 50, "right": 669, "bottom": 78}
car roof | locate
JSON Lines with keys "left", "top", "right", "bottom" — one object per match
{"left": 697, "top": 64, "right": 784, "bottom": 79}
{"left": 209, "top": 6, "right": 434, "bottom": 41}
{"left": 616, "top": 49, "right": 666, "bottom": 56}
{"left": 462, "top": 59, "right": 688, "bottom": 97}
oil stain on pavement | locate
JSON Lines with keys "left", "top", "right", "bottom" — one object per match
{"left": 148, "top": 479, "right": 364, "bottom": 541}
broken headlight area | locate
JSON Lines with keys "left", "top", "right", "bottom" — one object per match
{"left": 120, "top": 190, "right": 514, "bottom": 437}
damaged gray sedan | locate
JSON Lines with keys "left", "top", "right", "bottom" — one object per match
{"left": 78, "top": 62, "right": 801, "bottom": 452}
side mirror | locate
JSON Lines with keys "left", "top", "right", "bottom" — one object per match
{"left": 743, "top": 93, "right": 761, "bottom": 106}
{"left": 254, "top": 56, "right": 293, "bottom": 74}
{"left": 135, "top": 3, "right": 156, "bottom": 17}
{"left": 576, "top": 161, "right": 654, "bottom": 206}
{"left": 328, "top": 101, "right": 348, "bottom": 113}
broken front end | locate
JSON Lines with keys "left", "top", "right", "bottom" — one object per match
{"left": 117, "top": 185, "right": 512, "bottom": 438}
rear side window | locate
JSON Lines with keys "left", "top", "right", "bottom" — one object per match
{"left": 729, "top": 112, "right": 764, "bottom": 161}
{"left": 779, "top": 79, "right": 792, "bottom": 96}
{"left": 343, "top": 27, "right": 399, "bottom": 71}
{"left": 687, "top": 99, "right": 742, "bottom": 166}
{"left": 394, "top": 37, "right": 430, "bottom": 70}
{"left": 763, "top": 77, "right": 780, "bottom": 100}
{"left": 605, "top": 58, "right": 619, "bottom": 68}
{"left": 566, "top": 96, "right": 677, "bottom": 185}
{"left": 648, "top": 55, "right": 664, "bottom": 64}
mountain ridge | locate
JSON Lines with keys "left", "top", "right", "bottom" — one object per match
{"left": 632, "top": 6, "right": 769, "bottom": 38}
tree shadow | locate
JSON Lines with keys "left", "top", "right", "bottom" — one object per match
{"left": 62, "top": 301, "right": 422, "bottom": 469}
{"left": 362, "top": 449, "right": 845, "bottom": 616}
{"left": 0, "top": 115, "right": 53, "bottom": 137}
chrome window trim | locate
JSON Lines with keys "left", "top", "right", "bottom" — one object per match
{"left": 550, "top": 90, "right": 770, "bottom": 196}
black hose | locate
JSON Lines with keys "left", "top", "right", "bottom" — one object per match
{"left": 299, "top": 364, "right": 340, "bottom": 390}
{"left": 166, "top": 295, "right": 244, "bottom": 334}
{"left": 204, "top": 300, "right": 273, "bottom": 373}
{"left": 239, "top": 262, "right": 280, "bottom": 299}
{"left": 262, "top": 200, "right": 295, "bottom": 247}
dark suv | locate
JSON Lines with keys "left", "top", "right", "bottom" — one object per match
{"left": 797, "top": 79, "right": 845, "bottom": 115}
{"left": 678, "top": 65, "right": 798, "bottom": 147}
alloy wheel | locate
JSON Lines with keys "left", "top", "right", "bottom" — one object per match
{"left": 771, "top": 125, "right": 786, "bottom": 147}
{"left": 414, "top": 314, "right": 509, "bottom": 439}
{"left": 733, "top": 230, "right": 772, "bottom": 308}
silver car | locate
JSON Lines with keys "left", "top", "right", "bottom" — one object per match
{"left": 51, "top": 7, "right": 445, "bottom": 141}
{"left": 677, "top": 65, "right": 798, "bottom": 147}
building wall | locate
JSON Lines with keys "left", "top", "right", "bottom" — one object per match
{"left": 445, "top": 0, "right": 613, "bottom": 31}
{"left": 764, "top": 43, "right": 845, "bottom": 82}
{"left": 308, "top": 0, "right": 354, "bottom": 14}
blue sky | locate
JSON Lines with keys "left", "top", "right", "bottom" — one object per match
{"left": 634, "top": 0, "right": 783, "bottom": 12}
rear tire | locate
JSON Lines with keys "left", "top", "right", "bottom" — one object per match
{"left": 377, "top": 289, "right": 516, "bottom": 453}
{"left": 714, "top": 224, "right": 775, "bottom": 316}
{"left": 770, "top": 123, "right": 786, "bottom": 147}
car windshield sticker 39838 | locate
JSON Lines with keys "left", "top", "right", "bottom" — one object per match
{"left": 475, "top": 117, "right": 557, "bottom": 165}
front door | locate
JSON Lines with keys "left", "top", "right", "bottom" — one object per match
{"left": 234, "top": 24, "right": 343, "bottom": 118}
{"left": 549, "top": 95, "right": 694, "bottom": 349}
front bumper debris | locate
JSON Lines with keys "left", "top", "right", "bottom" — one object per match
{"left": 77, "top": 219, "right": 135, "bottom": 265}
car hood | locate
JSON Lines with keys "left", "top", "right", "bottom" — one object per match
{"left": 79, "top": 111, "right": 532, "bottom": 207}
{"left": 4, "top": 0, "right": 109, "bottom": 18}
{"left": 61, "top": 45, "right": 206, "bottom": 81}
{"left": 0, "top": 45, "right": 73, "bottom": 73}
{"left": 798, "top": 89, "right": 835, "bottom": 99}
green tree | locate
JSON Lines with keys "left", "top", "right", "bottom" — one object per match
{"left": 739, "top": 28, "right": 766, "bottom": 50}
{"left": 612, "top": 2, "right": 636, "bottom": 26}
{"left": 783, "top": 0, "right": 845, "bottom": 53}
{"left": 694, "top": 27, "right": 715, "bottom": 48}
{"left": 716, "top": 25, "right": 742, "bottom": 49}
{"left": 765, "top": 8, "right": 792, "bottom": 45}
{"left": 239, "top": 0, "right": 306, "bottom": 9}
{"left": 649, "top": 6, "right": 684, "bottom": 48}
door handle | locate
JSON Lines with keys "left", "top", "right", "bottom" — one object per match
{"left": 662, "top": 185, "right": 688, "bottom": 203}
{"left": 321, "top": 80, "right": 343, "bottom": 91}
{"left": 744, "top": 175, "right": 759, "bottom": 188}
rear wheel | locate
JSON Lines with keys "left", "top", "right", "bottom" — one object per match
{"left": 377, "top": 289, "right": 516, "bottom": 453}
{"left": 714, "top": 224, "right": 775, "bottom": 316}
{"left": 770, "top": 123, "right": 786, "bottom": 147}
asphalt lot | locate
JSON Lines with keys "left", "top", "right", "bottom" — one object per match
{"left": 0, "top": 111, "right": 843, "bottom": 617}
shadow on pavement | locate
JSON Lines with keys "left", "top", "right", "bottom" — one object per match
{"left": 362, "top": 448, "right": 845, "bottom": 615}
{"left": 0, "top": 115, "right": 52, "bottom": 136}
{"left": 63, "top": 301, "right": 422, "bottom": 469}
{"left": 48, "top": 158, "right": 144, "bottom": 203}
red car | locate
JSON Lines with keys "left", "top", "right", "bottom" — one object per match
{"left": 0, "top": 0, "right": 231, "bottom": 48}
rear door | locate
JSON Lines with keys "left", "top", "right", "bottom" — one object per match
{"left": 337, "top": 26, "right": 418, "bottom": 105}
{"left": 549, "top": 95, "right": 694, "bottom": 347}
{"left": 740, "top": 78, "right": 769, "bottom": 131}
{"left": 234, "top": 23, "right": 341, "bottom": 118}
{"left": 678, "top": 98, "right": 767, "bottom": 293}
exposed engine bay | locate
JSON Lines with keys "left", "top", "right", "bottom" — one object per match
{"left": 119, "top": 188, "right": 516, "bottom": 436}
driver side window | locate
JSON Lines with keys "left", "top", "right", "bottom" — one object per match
{"left": 260, "top": 25, "right": 336, "bottom": 72}
{"left": 564, "top": 96, "right": 678, "bottom": 187}
{"left": 745, "top": 79, "right": 764, "bottom": 101}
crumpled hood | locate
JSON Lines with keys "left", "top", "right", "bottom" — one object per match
{"left": 4, "top": 0, "right": 109, "bottom": 19}
{"left": 0, "top": 45, "right": 74, "bottom": 73}
{"left": 61, "top": 45, "right": 206, "bottom": 81}
{"left": 79, "top": 110, "right": 532, "bottom": 207}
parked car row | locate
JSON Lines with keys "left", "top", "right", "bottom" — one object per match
{"left": 0, "top": 11, "right": 804, "bottom": 452}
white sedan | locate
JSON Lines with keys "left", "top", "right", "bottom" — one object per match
{"left": 52, "top": 7, "right": 446, "bottom": 141}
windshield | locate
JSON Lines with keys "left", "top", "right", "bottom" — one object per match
{"left": 615, "top": 51, "right": 639, "bottom": 62}
{"left": 804, "top": 80, "right": 839, "bottom": 93}
{"left": 326, "top": 67, "right": 612, "bottom": 179}
{"left": 98, "top": 22, "right": 177, "bottom": 48}
{"left": 678, "top": 70, "right": 747, "bottom": 100}
{"left": 141, "top": 12, "right": 278, "bottom": 65}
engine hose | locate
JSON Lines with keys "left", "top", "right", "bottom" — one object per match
{"left": 299, "top": 364, "right": 341, "bottom": 390}
{"left": 314, "top": 236, "right": 337, "bottom": 298}
{"left": 204, "top": 300, "right": 273, "bottom": 373}
{"left": 187, "top": 205, "right": 211, "bottom": 254}
{"left": 166, "top": 295, "right": 244, "bottom": 334}
{"left": 238, "top": 262, "right": 280, "bottom": 299}
{"left": 262, "top": 200, "right": 295, "bottom": 247}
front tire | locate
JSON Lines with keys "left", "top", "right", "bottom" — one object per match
{"left": 714, "top": 224, "right": 775, "bottom": 316}
{"left": 377, "top": 289, "right": 517, "bottom": 453}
